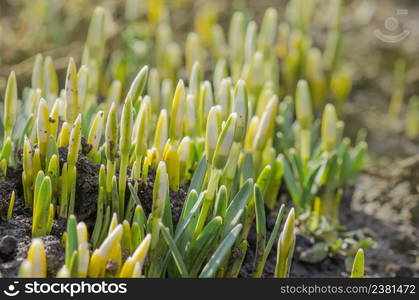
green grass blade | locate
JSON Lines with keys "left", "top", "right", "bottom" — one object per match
{"left": 187, "top": 156, "right": 208, "bottom": 194}
{"left": 253, "top": 184, "right": 266, "bottom": 274}
{"left": 187, "top": 216, "right": 222, "bottom": 276}
{"left": 177, "top": 189, "right": 199, "bottom": 230}
{"left": 350, "top": 248, "right": 365, "bottom": 278}
{"left": 254, "top": 204, "right": 285, "bottom": 278}
{"left": 282, "top": 159, "right": 301, "bottom": 209}
{"left": 199, "top": 224, "right": 242, "bottom": 278}
{"left": 223, "top": 179, "right": 253, "bottom": 237}
{"left": 159, "top": 222, "right": 189, "bottom": 278}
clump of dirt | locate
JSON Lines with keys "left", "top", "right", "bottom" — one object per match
{"left": 170, "top": 187, "right": 188, "bottom": 225}
{"left": 0, "top": 144, "right": 97, "bottom": 277}
{"left": 0, "top": 236, "right": 17, "bottom": 262}
{"left": 136, "top": 170, "right": 155, "bottom": 215}
{"left": 0, "top": 166, "right": 66, "bottom": 277}
{"left": 58, "top": 146, "right": 100, "bottom": 229}
{"left": 0, "top": 164, "right": 25, "bottom": 221}
{"left": 0, "top": 165, "right": 23, "bottom": 214}
{"left": 0, "top": 142, "right": 190, "bottom": 277}
{"left": 136, "top": 168, "right": 188, "bottom": 225}
{"left": 57, "top": 143, "right": 189, "bottom": 228}
{"left": 0, "top": 230, "right": 64, "bottom": 277}
{"left": 0, "top": 181, "right": 14, "bottom": 215}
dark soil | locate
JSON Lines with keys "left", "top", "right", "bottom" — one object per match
{"left": 240, "top": 94, "right": 419, "bottom": 278}
{"left": 0, "top": 166, "right": 66, "bottom": 277}
{"left": 341, "top": 184, "right": 419, "bottom": 277}
{"left": 240, "top": 211, "right": 347, "bottom": 278}
{"left": 0, "top": 141, "right": 189, "bottom": 277}
{"left": 136, "top": 168, "right": 188, "bottom": 225}
{"left": 58, "top": 142, "right": 101, "bottom": 230}
{"left": 337, "top": 83, "right": 419, "bottom": 277}
{"left": 1, "top": 0, "right": 419, "bottom": 279}
{"left": 0, "top": 145, "right": 101, "bottom": 277}
{"left": 240, "top": 168, "right": 418, "bottom": 278}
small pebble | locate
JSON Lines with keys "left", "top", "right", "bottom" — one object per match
{"left": 0, "top": 235, "right": 17, "bottom": 260}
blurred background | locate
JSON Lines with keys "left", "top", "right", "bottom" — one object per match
{"left": 1, "top": 0, "right": 418, "bottom": 92}
{"left": 0, "top": 0, "right": 418, "bottom": 277}
{"left": 1, "top": 0, "right": 419, "bottom": 157}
